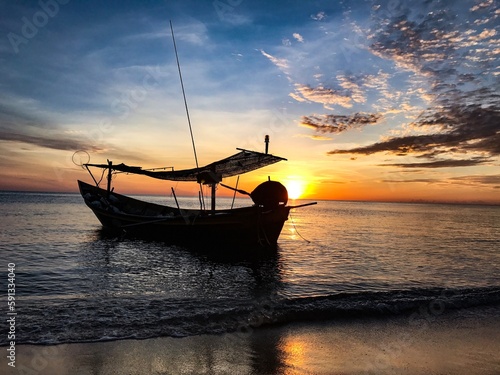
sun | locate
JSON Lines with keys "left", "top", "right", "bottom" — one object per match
{"left": 286, "top": 180, "right": 305, "bottom": 200}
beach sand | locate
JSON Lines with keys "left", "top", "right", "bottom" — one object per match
{"left": 3, "top": 307, "right": 499, "bottom": 375}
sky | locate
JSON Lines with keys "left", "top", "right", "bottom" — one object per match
{"left": 0, "top": 0, "right": 499, "bottom": 204}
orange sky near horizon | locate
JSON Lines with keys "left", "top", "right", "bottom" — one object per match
{"left": 1, "top": 145, "right": 498, "bottom": 205}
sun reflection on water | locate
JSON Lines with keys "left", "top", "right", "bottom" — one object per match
{"left": 280, "top": 338, "right": 308, "bottom": 374}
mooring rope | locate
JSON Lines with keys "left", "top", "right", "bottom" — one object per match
{"left": 289, "top": 209, "right": 311, "bottom": 244}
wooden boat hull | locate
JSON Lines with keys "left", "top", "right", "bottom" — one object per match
{"left": 78, "top": 181, "right": 290, "bottom": 249}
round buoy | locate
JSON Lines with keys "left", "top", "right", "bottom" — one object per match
{"left": 250, "top": 180, "right": 288, "bottom": 209}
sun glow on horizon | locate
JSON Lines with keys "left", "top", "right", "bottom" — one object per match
{"left": 286, "top": 180, "right": 306, "bottom": 200}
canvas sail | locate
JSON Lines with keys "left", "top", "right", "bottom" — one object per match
{"left": 84, "top": 149, "right": 286, "bottom": 182}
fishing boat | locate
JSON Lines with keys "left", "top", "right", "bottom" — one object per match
{"left": 78, "top": 145, "right": 315, "bottom": 249}
{"left": 77, "top": 22, "right": 316, "bottom": 250}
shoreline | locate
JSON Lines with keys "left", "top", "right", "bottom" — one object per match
{"left": 2, "top": 307, "right": 499, "bottom": 375}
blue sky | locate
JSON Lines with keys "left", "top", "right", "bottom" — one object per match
{"left": 1, "top": 0, "right": 499, "bottom": 203}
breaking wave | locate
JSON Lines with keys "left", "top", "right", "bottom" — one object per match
{"left": 5, "top": 286, "right": 500, "bottom": 345}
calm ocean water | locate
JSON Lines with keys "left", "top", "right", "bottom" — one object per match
{"left": 1, "top": 191, "right": 499, "bottom": 345}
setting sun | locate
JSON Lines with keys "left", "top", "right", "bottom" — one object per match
{"left": 286, "top": 180, "right": 305, "bottom": 200}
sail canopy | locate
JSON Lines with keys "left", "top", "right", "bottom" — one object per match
{"left": 84, "top": 149, "right": 287, "bottom": 182}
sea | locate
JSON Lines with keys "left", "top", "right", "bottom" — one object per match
{"left": 0, "top": 191, "right": 499, "bottom": 346}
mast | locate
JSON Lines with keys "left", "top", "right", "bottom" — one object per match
{"left": 170, "top": 20, "right": 199, "bottom": 170}
{"left": 211, "top": 166, "right": 216, "bottom": 212}
{"left": 106, "top": 160, "right": 112, "bottom": 198}
{"left": 170, "top": 20, "right": 206, "bottom": 210}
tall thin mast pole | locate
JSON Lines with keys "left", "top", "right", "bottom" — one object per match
{"left": 170, "top": 20, "right": 199, "bottom": 170}
{"left": 170, "top": 20, "right": 205, "bottom": 210}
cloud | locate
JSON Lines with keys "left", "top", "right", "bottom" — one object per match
{"left": 368, "top": 1, "right": 499, "bottom": 80}
{"left": 449, "top": 174, "right": 500, "bottom": 185}
{"left": 0, "top": 131, "right": 104, "bottom": 153}
{"left": 301, "top": 113, "right": 382, "bottom": 133}
{"left": 320, "top": 0, "right": 500, "bottom": 168}
{"left": 0, "top": 97, "right": 106, "bottom": 153}
{"left": 337, "top": 75, "right": 366, "bottom": 104}
{"left": 295, "top": 133, "right": 333, "bottom": 141}
{"left": 290, "top": 71, "right": 393, "bottom": 109}
{"left": 381, "top": 178, "right": 438, "bottom": 184}
{"left": 293, "top": 33, "right": 304, "bottom": 43}
{"left": 329, "top": 103, "right": 499, "bottom": 156}
{"left": 311, "top": 11, "right": 326, "bottom": 21}
{"left": 260, "top": 18, "right": 398, "bottom": 113}
{"left": 320, "top": 179, "right": 346, "bottom": 184}
{"left": 368, "top": 0, "right": 499, "bottom": 93}
{"left": 310, "top": 135, "right": 333, "bottom": 141}
{"left": 380, "top": 158, "right": 490, "bottom": 169}
{"left": 292, "top": 84, "right": 353, "bottom": 108}
{"left": 382, "top": 174, "right": 500, "bottom": 186}
{"left": 260, "top": 49, "right": 289, "bottom": 72}
{"left": 0, "top": 102, "right": 49, "bottom": 130}
{"left": 174, "top": 21, "right": 210, "bottom": 46}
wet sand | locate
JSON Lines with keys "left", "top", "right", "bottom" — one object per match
{"left": 3, "top": 308, "right": 499, "bottom": 375}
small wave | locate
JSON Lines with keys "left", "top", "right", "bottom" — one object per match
{"left": 2, "top": 286, "right": 499, "bottom": 346}
{"left": 272, "top": 287, "right": 500, "bottom": 324}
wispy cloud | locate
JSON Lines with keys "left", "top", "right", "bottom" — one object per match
{"left": 311, "top": 11, "right": 326, "bottom": 21}
{"left": 449, "top": 174, "right": 500, "bottom": 186}
{"left": 301, "top": 113, "right": 382, "bottom": 133}
{"left": 383, "top": 174, "right": 500, "bottom": 189}
{"left": 291, "top": 84, "right": 353, "bottom": 108}
{"left": 0, "top": 95, "right": 104, "bottom": 153}
{"left": 381, "top": 178, "right": 438, "bottom": 184}
{"left": 0, "top": 131, "right": 104, "bottom": 153}
{"left": 260, "top": 50, "right": 289, "bottom": 72}
{"left": 173, "top": 21, "right": 210, "bottom": 46}
{"left": 380, "top": 158, "right": 490, "bottom": 169}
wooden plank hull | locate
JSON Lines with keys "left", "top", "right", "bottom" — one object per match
{"left": 78, "top": 181, "right": 290, "bottom": 250}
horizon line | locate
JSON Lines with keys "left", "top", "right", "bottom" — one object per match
{"left": 1, "top": 189, "right": 499, "bottom": 207}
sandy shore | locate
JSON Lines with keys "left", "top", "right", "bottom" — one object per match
{"left": 2, "top": 307, "right": 499, "bottom": 375}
